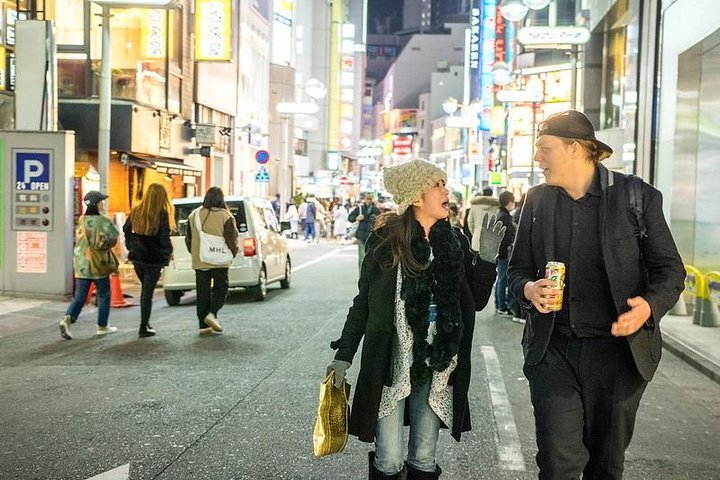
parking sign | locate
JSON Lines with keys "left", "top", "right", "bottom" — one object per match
{"left": 15, "top": 151, "right": 50, "bottom": 191}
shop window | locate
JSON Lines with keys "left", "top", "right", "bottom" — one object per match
{"left": 58, "top": 52, "right": 86, "bottom": 96}
{"left": 89, "top": 6, "right": 168, "bottom": 108}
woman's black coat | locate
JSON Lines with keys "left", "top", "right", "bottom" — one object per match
{"left": 331, "top": 226, "right": 497, "bottom": 442}
{"left": 122, "top": 211, "right": 173, "bottom": 267}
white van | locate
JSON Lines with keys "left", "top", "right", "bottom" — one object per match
{"left": 162, "top": 196, "right": 291, "bottom": 305}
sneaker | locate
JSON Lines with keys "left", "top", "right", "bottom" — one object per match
{"left": 96, "top": 326, "right": 118, "bottom": 336}
{"left": 496, "top": 309, "right": 512, "bottom": 317}
{"left": 203, "top": 313, "right": 223, "bottom": 333}
{"left": 59, "top": 315, "right": 73, "bottom": 340}
{"left": 139, "top": 326, "right": 156, "bottom": 338}
{"left": 198, "top": 327, "right": 213, "bottom": 335}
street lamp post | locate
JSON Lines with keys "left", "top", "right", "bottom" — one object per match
{"left": 275, "top": 79, "right": 326, "bottom": 220}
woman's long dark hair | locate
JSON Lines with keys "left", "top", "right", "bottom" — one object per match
{"left": 372, "top": 208, "right": 430, "bottom": 277}
{"left": 202, "top": 187, "right": 227, "bottom": 209}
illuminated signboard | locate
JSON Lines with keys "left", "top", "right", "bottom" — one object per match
{"left": 142, "top": 10, "right": 166, "bottom": 59}
{"left": 469, "top": 7, "right": 480, "bottom": 70}
{"left": 518, "top": 26, "right": 591, "bottom": 46}
{"left": 479, "top": 0, "right": 497, "bottom": 131}
{"left": 195, "top": 0, "right": 232, "bottom": 61}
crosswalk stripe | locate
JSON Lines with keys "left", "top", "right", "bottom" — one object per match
{"left": 86, "top": 463, "right": 130, "bottom": 480}
{"left": 291, "top": 248, "right": 342, "bottom": 272}
{"left": 481, "top": 345, "right": 527, "bottom": 471}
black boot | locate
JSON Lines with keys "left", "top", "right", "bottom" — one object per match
{"left": 369, "top": 452, "right": 407, "bottom": 480}
{"left": 138, "top": 324, "right": 156, "bottom": 337}
{"left": 406, "top": 461, "right": 441, "bottom": 480}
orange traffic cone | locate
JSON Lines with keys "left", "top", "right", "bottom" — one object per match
{"left": 110, "top": 273, "right": 133, "bottom": 308}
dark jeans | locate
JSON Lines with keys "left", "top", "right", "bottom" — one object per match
{"left": 495, "top": 258, "right": 509, "bottom": 310}
{"left": 66, "top": 277, "right": 111, "bottom": 327}
{"left": 133, "top": 263, "right": 163, "bottom": 329}
{"left": 303, "top": 221, "right": 316, "bottom": 241}
{"left": 195, "top": 268, "right": 229, "bottom": 328}
{"left": 524, "top": 333, "right": 647, "bottom": 480}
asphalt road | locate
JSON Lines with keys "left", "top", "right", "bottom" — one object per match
{"left": 0, "top": 240, "right": 719, "bottom": 480}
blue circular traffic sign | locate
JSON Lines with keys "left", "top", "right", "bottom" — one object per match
{"left": 255, "top": 150, "right": 270, "bottom": 164}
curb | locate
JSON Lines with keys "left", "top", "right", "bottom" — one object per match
{"left": 663, "top": 331, "right": 720, "bottom": 385}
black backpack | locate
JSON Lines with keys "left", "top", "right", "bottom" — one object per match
{"left": 626, "top": 174, "right": 648, "bottom": 240}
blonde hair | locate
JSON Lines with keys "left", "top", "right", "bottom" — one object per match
{"left": 560, "top": 138, "right": 611, "bottom": 165}
{"left": 130, "top": 183, "right": 175, "bottom": 235}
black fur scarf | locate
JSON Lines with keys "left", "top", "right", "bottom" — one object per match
{"left": 402, "top": 219, "right": 465, "bottom": 385}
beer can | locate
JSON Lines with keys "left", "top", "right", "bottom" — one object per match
{"left": 544, "top": 261, "right": 566, "bottom": 311}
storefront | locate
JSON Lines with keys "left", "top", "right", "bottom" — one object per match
{"left": 655, "top": 0, "right": 720, "bottom": 273}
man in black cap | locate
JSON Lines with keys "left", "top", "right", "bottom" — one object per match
{"left": 508, "top": 110, "right": 685, "bottom": 479}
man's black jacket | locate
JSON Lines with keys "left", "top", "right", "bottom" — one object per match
{"left": 507, "top": 164, "right": 685, "bottom": 381}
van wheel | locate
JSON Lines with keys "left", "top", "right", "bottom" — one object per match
{"left": 280, "top": 258, "right": 291, "bottom": 289}
{"left": 251, "top": 266, "right": 267, "bottom": 301}
{"left": 165, "top": 290, "right": 183, "bottom": 306}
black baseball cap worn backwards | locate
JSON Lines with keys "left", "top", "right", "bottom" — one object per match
{"left": 84, "top": 190, "right": 108, "bottom": 206}
{"left": 537, "top": 110, "right": 613, "bottom": 157}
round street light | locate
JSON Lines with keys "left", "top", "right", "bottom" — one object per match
{"left": 305, "top": 78, "right": 327, "bottom": 100}
{"left": 499, "top": 0, "right": 529, "bottom": 22}
{"left": 523, "top": 0, "right": 551, "bottom": 9}
{"left": 442, "top": 97, "right": 459, "bottom": 115}
{"left": 491, "top": 62, "right": 512, "bottom": 86}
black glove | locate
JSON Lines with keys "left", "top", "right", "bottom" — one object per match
{"left": 325, "top": 359, "right": 351, "bottom": 388}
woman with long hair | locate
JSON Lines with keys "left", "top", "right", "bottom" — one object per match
{"left": 59, "top": 191, "right": 120, "bottom": 340}
{"left": 185, "top": 187, "right": 239, "bottom": 334}
{"left": 326, "top": 159, "right": 505, "bottom": 479}
{"left": 123, "top": 183, "right": 175, "bottom": 337}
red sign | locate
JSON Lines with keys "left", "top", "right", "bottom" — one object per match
{"left": 392, "top": 135, "right": 413, "bottom": 156}
{"left": 339, "top": 176, "right": 351, "bottom": 185}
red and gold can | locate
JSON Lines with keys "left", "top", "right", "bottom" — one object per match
{"left": 544, "top": 261, "right": 566, "bottom": 311}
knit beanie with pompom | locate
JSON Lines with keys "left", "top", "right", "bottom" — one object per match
{"left": 383, "top": 158, "right": 447, "bottom": 214}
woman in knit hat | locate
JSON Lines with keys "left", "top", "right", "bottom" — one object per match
{"left": 326, "top": 158, "right": 506, "bottom": 479}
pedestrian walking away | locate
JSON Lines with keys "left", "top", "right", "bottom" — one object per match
{"left": 123, "top": 183, "right": 175, "bottom": 338}
{"left": 332, "top": 200, "right": 349, "bottom": 243}
{"left": 462, "top": 187, "right": 498, "bottom": 242}
{"left": 326, "top": 158, "right": 505, "bottom": 479}
{"left": 59, "top": 191, "right": 120, "bottom": 340}
{"left": 185, "top": 187, "right": 240, "bottom": 335}
{"left": 494, "top": 190, "right": 516, "bottom": 317}
{"left": 507, "top": 110, "right": 686, "bottom": 480}
{"left": 348, "top": 192, "right": 381, "bottom": 271}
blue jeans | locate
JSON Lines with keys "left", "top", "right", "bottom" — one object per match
{"left": 303, "top": 221, "right": 316, "bottom": 240}
{"left": 374, "top": 381, "right": 441, "bottom": 475}
{"left": 495, "top": 258, "right": 509, "bottom": 310}
{"left": 65, "top": 277, "right": 111, "bottom": 327}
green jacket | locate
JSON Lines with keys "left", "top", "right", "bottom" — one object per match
{"left": 73, "top": 214, "right": 119, "bottom": 279}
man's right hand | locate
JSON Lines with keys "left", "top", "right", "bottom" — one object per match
{"left": 357, "top": 214, "right": 365, "bottom": 221}
{"left": 524, "top": 279, "right": 562, "bottom": 314}
{"left": 325, "top": 360, "right": 351, "bottom": 388}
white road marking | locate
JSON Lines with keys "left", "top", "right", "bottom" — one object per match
{"left": 86, "top": 463, "right": 130, "bottom": 480}
{"left": 291, "top": 248, "right": 343, "bottom": 272}
{"left": 481, "top": 345, "right": 527, "bottom": 471}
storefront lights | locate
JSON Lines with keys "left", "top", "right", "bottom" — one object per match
{"left": 442, "top": 97, "right": 459, "bottom": 115}
{"left": 522, "top": 0, "right": 551, "bottom": 10}
{"left": 499, "top": 0, "right": 529, "bottom": 22}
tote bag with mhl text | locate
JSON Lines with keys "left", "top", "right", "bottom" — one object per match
{"left": 193, "top": 208, "right": 234, "bottom": 266}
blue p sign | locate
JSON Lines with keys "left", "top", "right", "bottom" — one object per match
{"left": 15, "top": 152, "right": 51, "bottom": 191}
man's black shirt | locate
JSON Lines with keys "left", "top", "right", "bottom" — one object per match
{"left": 553, "top": 170, "right": 616, "bottom": 337}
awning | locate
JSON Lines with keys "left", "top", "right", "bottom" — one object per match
{"left": 119, "top": 152, "right": 202, "bottom": 178}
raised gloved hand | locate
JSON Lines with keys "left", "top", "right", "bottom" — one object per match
{"left": 472, "top": 213, "right": 506, "bottom": 263}
{"left": 325, "top": 359, "right": 351, "bottom": 388}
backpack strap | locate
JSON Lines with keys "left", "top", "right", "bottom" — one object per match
{"left": 626, "top": 174, "right": 648, "bottom": 239}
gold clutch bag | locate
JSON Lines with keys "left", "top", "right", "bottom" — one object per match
{"left": 313, "top": 371, "right": 351, "bottom": 457}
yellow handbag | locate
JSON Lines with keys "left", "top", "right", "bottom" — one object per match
{"left": 313, "top": 371, "right": 351, "bottom": 457}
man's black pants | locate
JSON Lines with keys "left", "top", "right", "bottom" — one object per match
{"left": 195, "top": 268, "right": 229, "bottom": 328}
{"left": 524, "top": 333, "right": 648, "bottom": 480}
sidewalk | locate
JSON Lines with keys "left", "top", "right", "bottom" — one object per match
{"left": 661, "top": 313, "right": 720, "bottom": 383}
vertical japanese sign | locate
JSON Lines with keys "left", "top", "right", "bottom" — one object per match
{"left": 195, "top": 0, "right": 232, "bottom": 61}
{"left": 142, "top": 10, "right": 166, "bottom": 59}
{"left": 479, "top": 0, "right": 497, "bottom": 131}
